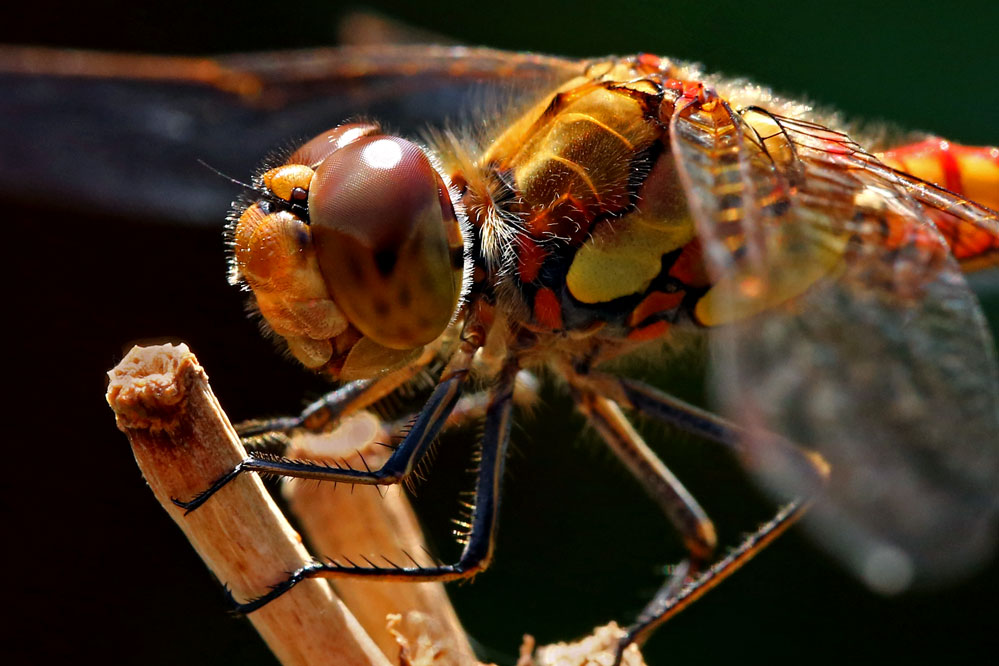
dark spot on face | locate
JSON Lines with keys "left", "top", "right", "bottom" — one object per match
{"left": 398, "top": 286, "right": 412, "bottom": 308}
{"left": 450, "top": 246, "right": 465, "bottom": 270}
{"left": 294, "top": 226, "right": 311, "bottom": 249}
{"left": 374, "top": 249, "right": 398, "bottom": 277}
{"left": 347, "top": 254, "right": 364, "bottom": 280}
{"left": 373, "top": 300, "right": 390, "bottom": 317}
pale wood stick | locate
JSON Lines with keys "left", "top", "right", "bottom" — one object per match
{"left": 284, "top": 413, "right": 478, "bottom": 664}
{"left": 107, "top": 343, "right": 647, "bottom": 666}
{"left": 106, "top": 344, "right": 390, "bottom": 666}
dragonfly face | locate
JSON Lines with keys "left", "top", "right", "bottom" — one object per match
{"left": 231, "top": 122, "right": 468, "bottom": 375}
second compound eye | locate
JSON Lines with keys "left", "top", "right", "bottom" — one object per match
{"left": 308, "top": 135, "right": 467, "bottom": 350}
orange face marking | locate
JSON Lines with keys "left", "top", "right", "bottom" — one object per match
{"left": 230, "top": 201, "right": 350, "bottom": 369}
{"left": 533, "top": 287, "right": 564, "bottom": 330}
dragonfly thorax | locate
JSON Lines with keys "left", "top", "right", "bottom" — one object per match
{"left": 440, "top": 65, "right": 718, "bottom": 359}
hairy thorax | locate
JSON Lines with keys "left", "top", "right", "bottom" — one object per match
{"left": 437, "top": 59, "right": 714, "bottom": 375}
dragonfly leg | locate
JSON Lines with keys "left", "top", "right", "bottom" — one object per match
{"left": 171, "top": 340, "right": 477, "bottom": 513}
{"left": 236, "top": 345, "right": 440, "bottom": 440}
{"left": 437, "top": 368, "right": 539, "bottom": 431}
{"left": 577, "top": 373, "right": 742, "bottom": 448}
{"left": 574, "top": 390, "right": 717, "bottom": 564}
{"left": 228, "top": 359, "right": 519, "bottom": 613}
{"left": 605, "top": 375, "right": 829, "bottom": 488}
{"left": 615, "top": 499, "right": 811, "bottom": 662}
{"left": 575, "top": 374, "right": 830, "bottom": 664}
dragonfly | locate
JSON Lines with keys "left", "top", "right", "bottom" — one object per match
{"left": 4, "top": 41, "right": 997, "bottom": 663}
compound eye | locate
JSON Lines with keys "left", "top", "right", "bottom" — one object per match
{"left": 308, "top": 135, "right": 466, "bottom": 350}
{"left": 260, "top": 124, "right": 380, "bottom": 202}
{"left": 288, "top": 123, "right": 380, "bottom": 168}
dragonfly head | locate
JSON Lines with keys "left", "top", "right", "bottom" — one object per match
{"left": 229, "top": 123, "right": 471, "bottom": 379}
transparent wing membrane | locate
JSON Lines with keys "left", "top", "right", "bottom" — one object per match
{"left": 673, "top": 99, "right": 999, "bottom": 591}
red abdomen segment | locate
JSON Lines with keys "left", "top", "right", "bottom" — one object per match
{"left": 879, "top": 139, "right": 999, "bottom": 268}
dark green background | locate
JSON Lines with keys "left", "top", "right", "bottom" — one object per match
{"left": 3, "top": 1, "right": 996, "bottom": 664}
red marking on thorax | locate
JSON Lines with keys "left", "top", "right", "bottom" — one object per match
{"left": 473, "top": 300, "right": 496, "bottom": 328}
{"left": 636, "top": 53, "right": 664, "bottom": 72}
{"left": 517, "top": 239, "right": 547, "bottom": 284}
{"left": 682, "top": 81, "right": 704, "bottom": 100}
{"left": 668, "top": 240, "right": 712, "bottom": 287}
{"left": 524, "top": 195, "right": 594, "bottom": 245}
{"left": 628, "top": 291, "right": 685, "bottom": 327}
{"left": 627, "top": 320, "right": 671, "bottom": 342}
{"left": 533, "top": 288, "right": 564, "bottom": 330}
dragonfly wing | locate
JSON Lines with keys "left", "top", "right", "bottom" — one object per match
{"left": 670, "top": 97, "right": 999, "bottom": 592}
{"left": 0, "top": 45, "right": 582, "bottom": 225}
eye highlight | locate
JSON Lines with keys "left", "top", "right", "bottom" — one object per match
{"left": 307, "top": 135, "right": 467, "bottom": 350}
{"left": 360, "top": 138, "right": 404, "bottom": 169}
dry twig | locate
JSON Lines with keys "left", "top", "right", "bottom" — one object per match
{"left": 106, "top": 344, "right": 389, "bottom": 666}
{"left": 106, "top": 343, "right": 647, "bottom": 666}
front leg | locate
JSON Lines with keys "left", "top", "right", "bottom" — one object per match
{"left": 171, "top": 340, "right": 476, "bottom": 513}
{"left": 236, "top": 344, "right": 440, "bottom": 440}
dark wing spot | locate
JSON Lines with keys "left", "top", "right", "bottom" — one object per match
{"left": 374, "top": 250, "right": 398, "bottom": 277}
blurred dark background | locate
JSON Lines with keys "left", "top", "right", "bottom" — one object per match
{"left": 2, "top": 1, "right": 997, "bottom": 664}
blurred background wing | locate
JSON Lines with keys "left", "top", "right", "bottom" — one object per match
{"left": 0, "top": 44, "right": 581, "bottom": 225}
{"left": 671, "top": 95, "right": 999, "bottom": 592}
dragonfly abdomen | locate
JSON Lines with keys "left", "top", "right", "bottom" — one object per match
{"left": 879, "top": 138, "right": 999, "bottom": 268}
